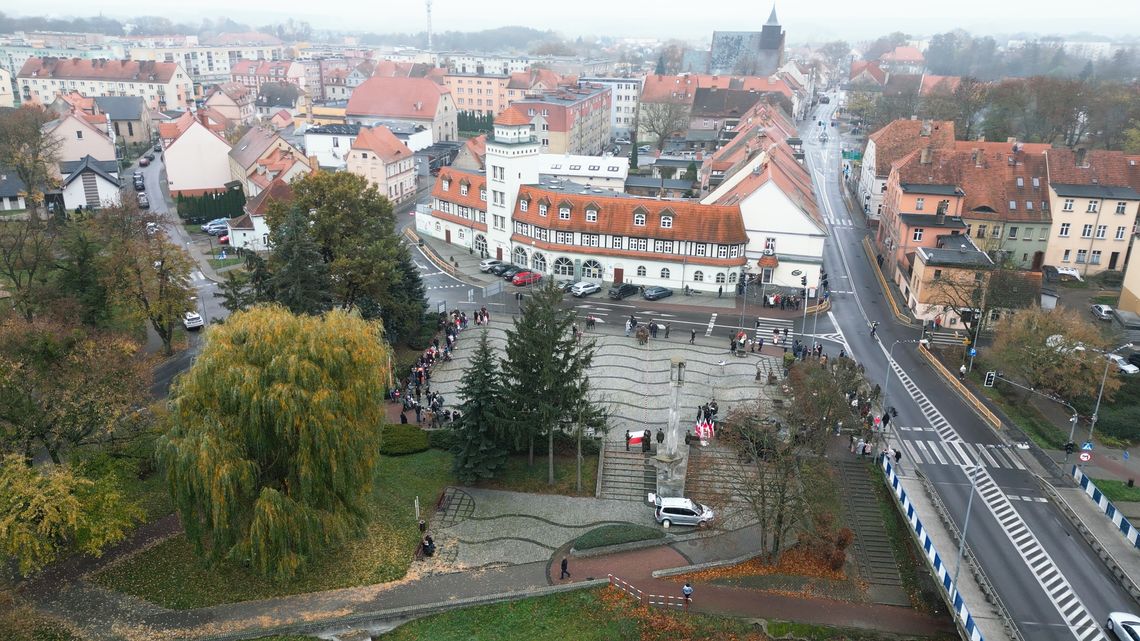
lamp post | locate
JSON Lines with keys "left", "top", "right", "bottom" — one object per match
{"left": 881, "top": 339, "right": 923, "bottom": 450}
{"left": 1088, "top": 342, "right": 1133, "bottom": 445}
{"left": 951, "top": 462, "right": 979, "bottom": 604}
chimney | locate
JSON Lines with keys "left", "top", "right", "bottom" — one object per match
{"left": 920, "top": 119, "right": 932, "bottom": 137}
{"left": 972, "top": 149, "right": 982, "bottom": 167}
{"left": 919, "top": 147, "right": 932, "bottom": 165}
{"left": 1075, "top": 147, "right": 1088, "bottom": 168}
{"left": 197, "top": 110, "right": 208, "bottom": 127}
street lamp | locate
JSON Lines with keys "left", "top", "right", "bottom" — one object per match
{"left": 1088, "top": 342, "right": 1133, "bottom": 445}
{"left": 881, "top": 338, "right": 925, "bottom": 450}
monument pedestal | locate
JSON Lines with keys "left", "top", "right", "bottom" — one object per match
{"left": 652, "top": 451, "right": 687, "bottom": 498}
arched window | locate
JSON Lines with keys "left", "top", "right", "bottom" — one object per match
{"left": 474, "top": 234, "right": 487, "bottom": 255}
{"left": 513, "top": 246, "right": 528, "bottom": 265}
{"left": 693, "top": 271, "right": 704, "bottom": 282}
{"left": 554, "top": 257, "right": 574, "bottom": 276}
{"left": 582, "top": 259, "right": 602, "bottom": 279}
{"left": 458, "top": 228, "right": 465, "bottom": 240}
{"left": 715, "top": 273, "right": 726, "bottom": 283}
{"left": 636, "top": 265, "right": 646, "bottom": 277}
{"left": 531, "top": 252, "right": 547, "bottom": 272}
{"left": 660, "top": 268, "right": 670, "bottom": 279}
{"left": 728, "top": 272, "right": 737, "bottom": 283}
{"left": 434, "top": 222, "right": 441, "bottom": 232}
{"left": 660, "top": 216, "right": 673, "bottom": 228}
{"left": 633, "top": 213, "right": 646, "bottom": 226}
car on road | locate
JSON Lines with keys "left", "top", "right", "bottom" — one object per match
{"left": 608, "top": 282, "right": 639, "bottom": 299}
{"left": 1091, "top": 304, "right": 1114, "bottom": 320}
{"left": 182, "top": 311, "right": 204, "bottom": 330}
{"left": 153, "top": 143, "right": 162, "bottom": 152}
{"left": 479, "top": 258, "right": 503, "bottom": 272}
{"left": 570, "top": 281, "right": 601, "bottom": 297}
{"left": 648, "top": 493, "right": 714, "bottom": 529}
{"left": 1107, "top": 353, "right": 1139, "bottom": 375}
{"left": 138, "top": 157, "right": 150, "bottom": 167}
{"left": 637, "top": 145, "right": 651, "bottom": 153}
{"left": 134, "top": 178, "right": 146, "bottom": 191}
{"left": 145, "top": 222, "right": 159, "bottom": 235}
{"left": 136, "top": 192, "right": 150, "bottom": 209}
{"left": 642, "top": 286, "right": 673, "bottom": 301}
{"left": 819, "top": 96, "right": 831, "bottom": 104}
{"left": 512, "top": 270, "right": 542, "bottom": 286}
{"left": 1106, "top": 611, "right": 1140, "bottom": 640}
{"left": 614, "top": 137, "right": 631, "bottom": 144}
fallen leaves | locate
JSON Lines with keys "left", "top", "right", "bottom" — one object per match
{"left": 677, "top": 545, "right": 847, "bottom": 584}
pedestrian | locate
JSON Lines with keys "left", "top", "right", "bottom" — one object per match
{"left": 856, "top": 438, "right": 865, "bottom": 457}
{"left": 649, "top": 322, "right": 658, "bottom": 338}
{"left": 758, "top": 337, "right": 764, "bottom": 352}
{"left": 415, "top": 405, "right": 422, "bottom": 423}
{"left": 773, "top": 329, "right": 780, "bottom": 345}
{"left": 665, "top": 323, "right": 671, "bottom": 339}
{"left": 400, "top": 412, "right": 408, "bottom": 424}
{"left": 625, "top": 319, "right": 633, "bottom": 337}
{"left": 642, "top": 429, "right": 651, "bottom": 453}
{"left": 849, "top": 434, "right": 856, "bottom": 453}
{"left": 894, "top": 449, "right": 902, "bottom": 464}
{"left": 730, "top": 338, "right": 737, "bottom": 354}
{"left": 959, "top": 364, "right": 967, "bottom": 380}
{"left": 749, "top": 338, "right": 755, "bottom": 353}
{"left": 682, "top": 582, "right": 694, "bottom": 603}
{"left": 718, "top": 285, "right": 723, "bottom": 298}
{"left": 560, "top": 557, "right": 571, "bottom": 579}
{"left": 419, "top": 519, "right": 427, "bottom": 534}
{"left": 625, "top": 430, "right": 631, "bottom": 451}
{"left": 656, "top": 428, "right": 664, "bottom": 451}
{"left": 690, "top": 329, "right": 696, "bottom": 345}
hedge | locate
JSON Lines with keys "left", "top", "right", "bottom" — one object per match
{"left": 428, "top": 428, "right": 460, "bottom": 452}
{"left": 380, "top": 424, "right": 430, "bottom": 456}
{"left": 574, "top": 524, "right": 664, "bottom": 551}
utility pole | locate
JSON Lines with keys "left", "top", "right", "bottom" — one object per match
{"left": 425, "top": 0, "right": 433, "bottom": 51}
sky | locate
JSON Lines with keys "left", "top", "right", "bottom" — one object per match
{"left": 26, "top": 0, "right": 1140, "bottom": 42}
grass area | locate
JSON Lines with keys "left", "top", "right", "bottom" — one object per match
{"left": 1090, "top": 478, "right": 1140, "bottom": 503}
{"left": 207, "top": 256, "right": 244, "bottom": 269}
{"left": 476, "top": 452, "right": 598, "bottom": 496}
{"left": 766, "top": 620, "right": 951, "bottom": 640}
{"left": 92, "top": 449, "right": 455, "bottom": 609}
{"left": 0, "top": 594, "right": 79, "bottom": 641}
{"left": 249, "top": 637, "right": 320, "bottom": 641}
{"left": 867, "top": 466, "right": 946, "bottom": 616}
{"left": 0, "top": 208, "right": 27, "bottom": 217}
{"left": 574, "top": 524, "right": 664, "bottom": 551}
{"left": 974, "top": 382, "right": 1067, "bottom": 449}
{"left": 1091, "top": 295, "right": 1119, "bottom": 306}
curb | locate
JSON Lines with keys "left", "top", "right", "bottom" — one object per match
{"left": 860, "top": 236, "right": 912, "bottom": 326}
{"left": 650, "top": 549, "right": 763, "bottom": 578}
{"left": 571, "top": 534, "right": 676, "bottom": 559}
{"left": 196, "top": 579, "right": 610, "bottom": 641}
{"left": 403, "top": 227, "right": 480, "bottom": 287}
{"left": 915, "top": 344, "right": 1001, "bottom": 430}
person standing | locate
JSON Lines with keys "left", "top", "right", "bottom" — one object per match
{"left": 959, "top": 364, "right": 967, "bottom": 380}
{"left": 560, "top": 557, "right": 571, "bottom": 579}
{"left": 682, "top": 582, "right": 694, "bottom": 603}
{"left": 690, "top": 329, "right": 696, "bottom": 345}
{"left": 717, "top": 285, "right": 723, "bottom": 298}
{"left": 625, "top": 430, "right": 631, "bottom": 451}
{"left": 625, "top": 318, "right": 633, "bottom": 337}
{"left": 656, "top": 429, "right": 664, "bottom": 452}
{"left": 642, "top": 429, "right": 651, "bottom": 453}
{"left": 665, "top": 323, "right": 671, "bottom": 339}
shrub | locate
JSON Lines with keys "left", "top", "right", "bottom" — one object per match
{"left": 380, "top": 424, "right": 430, "bottom": 456}
{"left": 835, "top": 527, "right": 854, "bottom": 551}
{"left": 428, "top": 428, "right": 460, "bottom": 451}
{"left": 783, "top": 352, "right": 796, "bottom": 369}
{"left": 827, "top": 548, "right": 847, "bottom": 571}
{"left": 574, "top": 524, "right": 664, "bottom": 551}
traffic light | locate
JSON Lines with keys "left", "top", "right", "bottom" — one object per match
{"left": 984, "top": 371, "right": 996, "bottom": 388}
{"left": 1065, "top": 441, "right": 1075, "bottom": 455}
{"left": 801, "top": 275, "right": 808, "bottom": 287}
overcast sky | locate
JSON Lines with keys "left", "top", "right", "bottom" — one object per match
{"left": 29, "top": 0, "right": 1140, "bottom": 42}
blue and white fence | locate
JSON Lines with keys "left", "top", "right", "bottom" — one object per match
{"left": 881, "top": 457, "right": 984, "bottom": 641}
{"left": 1072, "top": 465, "right": 1140, "bottom": 549}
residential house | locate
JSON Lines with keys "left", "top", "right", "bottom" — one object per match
{"left": 919, "top": 74, "right": 962, "bottom": 96}
{"left": 161, "top": 112, "right": 233, "bottom": 197}
{"left": 848, "top": 60, "right": 887, "bottom": 88}
{"left": 229, "top": 59, "right": 305, "bottom": 93}
{"left": 1120, "top": 157, "right": 1140, "bottom": 313}
{"left": 1043, "top": 148, "right": 1140, "bottom": 276}
{"left": 127, "top": 36, "right": 285, "bottom": 90}
{"left": 205, "top": 82, "right": 255, "bottom": 124}
{"left": 345, "top": 62, "right": 374, "bottom": 89}
{"left": 43, "top": 111, "right": 116, "bottom": 165}
{"left": 579, "top": 76, "right": 643, "bottom": 139}
{"left": 59, "top": 155, "right": 120, "bottom": 210}
{"left": 906, "top": 233, "right": 995, "bottom": 328}
{"left": 346, "top": 76, "right": 457, "bottom": 142}
{"left": 0, "top": 68, "right": 12, "bottom": 108}
{"left": 537, "top": 154, "right": 629, "bottom": 190}
{"left": 227, "top": 176, "right": 293, "bottom": 253}
{"left": 346, "top": 125, "right": 416, "bottom": 204}
{"left": 857, "top": 119, "right": 955, "bottom": 221}
{"left": 302, "top": 123, "right": 361, "bottom": 169}
{"left": 322, "top": 68, "right": 350, "bottom": 101}
{"left": 0, "top": 170, "right": 26, "bottom": 211}
{"left": 501, "top": 83, "right": 612, "bottom": 155}
{"left": 687, "top": 88, "right": 766, "bottom": 152}
{"left": 639, "top": 73, "right": 794, "bottom": 148}
{"left": 228, "top": 127, "right": 310, "bottom": 198}
{"left": 17, "top": 57, "right": 191, "bottom": 110}
{"left": 452, "top": 134, "right": 487, "bottom": 170}
{"left": 93, "top": 96, "right": 152, "bottom": 147}
{"left": 878, "top": 46, "right": 926, "bottom": 75}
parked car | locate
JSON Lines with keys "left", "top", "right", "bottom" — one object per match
{"left": 1091, "top": 304, "right": 1114, "bottom": 320}
{"left": 203, "top": 222, "right": 229, "bottom": 236}
{"left": 218, "top": 235, "right": 229, "bottom": 245}
{"left": 642, "top": 286, "right": 673, "bottom": 301}
{"left": 637, "top": 145, "right": 651, "bottom": 153}
{"left": 556, "top": 279, "right": 576, "bottom": 293}
{"left": 614, "top": 137, "right": 631, "bottom": 144}
{"left": 479, "top": 258, "right": 503, "bottom": 272}
{"left": 512, "top": 270, "right": 542, "bottom": 286}
{"left": 144, "top": 152, "right": 155, "bottom": 161}
{"left": 182, "top": 311, "right": 204, "bottom": 330}
{"left": 819, "top": 96, "right": 831, "bottom": 104}
{"left": 648, "top": 493, "right": 714, "bottom": 529}
{"left": 488, "top": 263, "right": 514, "bottom": 276}
{"left": 1107, "top": 611, "right": 1140, "bottom": 640}
{"left": 138, "top": 157, "right": 150, "bottom": 167}
{"left": 145, "top": 222, "right": 159, "bottom": 235}
{"left": 153, "top": 143, "right": 162, "bottom": 152}
{"left": 608, "top": 283, "right": 639, "bottom": 299}
{"left": 1128, "top": 353, "right": 1140, "bottom": 368}
{"left": 200, "top": 218, "right": 228, "bottom": 232}
{"left": 133, "top": 179, "right": 146, "bottom": 191}
{"left": 500, "top": 266, "right": 525, "bottom": 280}
{"left": 136, "top": 192, "right": 149, "bottom": 209}
{"left": 1107, "top": 353, "right": 1139, "bottom": 375}
{"left": 571, "top": 281, "right": 601, "bottom": 297}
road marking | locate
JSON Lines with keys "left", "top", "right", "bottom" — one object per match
{"left": 704, "top": 313, "right": 717, "bottom": 336}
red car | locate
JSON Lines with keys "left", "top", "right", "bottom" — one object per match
{"left": 512, "top": 271, "right": 542, "bottom": 286}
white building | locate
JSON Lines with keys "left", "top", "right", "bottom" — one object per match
{"left": 161, "top": 112, "right": 233, "bottom": 197}
{"left": 59, "top": 155, "right": 120, "bottom": 210}
{"left": 538, "top": 154, "right": 629, "bottom": 190}
{"left": 128, "top": 41, "right": 286, "bottom": 88}
{"left": 0, "top": 68, "right": 12, "bottom": 108}
{"left": 44, "top": 112, "right": 116, "bottom": 165}
{"left": 579, "top": 76, "right": 643, "bottom": 139}
{"left": 17, "top": 57, "right": 192, "bottom": 111}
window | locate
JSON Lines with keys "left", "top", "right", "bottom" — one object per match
{"left": 730, "top": 245, "right": 739, "bottom": 257}
{"left": 1016, "top": 177, "right": 1024, "bottom": 188}
{"left": 538, "top": 204, "right": 548, "bottom": 216}
{"left": 975, "top": 225, "right": 986, "bottom": 239}
{"left": 1062, "top": 249, "right": 1071, "bottom": 262}
{"left": 764, "top": 237, "right": 776, "bottom": 251}
{"left": 492, "top": 190, "right": 504, "bottom": 205}
{"left": 520, "top": 199, "right": 528, "bottom": 212}
{"left": 559, "top": 207, "right": 570, "bottom": 220}
{"left": 695, "top": 244, "right": 706, "bottom": 257}
{"left": 693, "top": 271, "right": 704, "bottom": 282}
{"left": 611, "top": 236, "right": 623, "bottom": 249}
{"left": 637, "top": 266, "right": 647, "bottom": 277}
{"left": 729, "top": 272, "right": 738, "bottom": 283}
{"left": 653, "top": 240, "right": 674, "bottom": 253}
{"left": 634, "top": 213, "right": 646, "bottom": 226}
{"left": 460, "top": 183, "right": 468, "bottom": 196}
{"left": 912, "top": 228, "right": 924, "bottom": 242}
{"left": 630, "top": 238, "right": 648, "bottom": 251}
{"left": 492, "top": 165, "right": 504, "bottom": 180}
{"left": 915, "top": 198, "right": 925, "bottom": 211}
{"left": 332, "top": 136, "right": 340, "bottom": 148}
{"left": 1008, "top": 226, "right": 1018, "bottom": 239}
{"left": 1116, "top": 201, "right": 1128, "bottom": 214}
{"left": 1086, "top": 201, "right": 1099, "bottom": 213}
{"left": 1091, "top": 250, "right": 1102, "bottom": 265}
{"left": 717, "top": 245, "right": 728, "bottom": 258}
{"left": 554, "top": 257, "right": 574, "bottom": 275}
{"left": 660, "top": 268, "right": 670, "bottom": 279}
{"left": 660, "top": 216, "right": 672, "bottom": 228}
{"left": 569, "top": 164, "right": 581, "bottom": 170}
{"left": 1097, "top": 224, "right": 1107, "bottom": 239}
{"left": 585, "top": 208, "right": 597, "bottom": 222}
{"left": 1076, "top": 249, "right": 1088, "bottom": 263}
{"left": 555, "top": 231, "right": 573, "bottom": 244}
{"left": 582, "top": 259, "right": 602, "bottom": 278}
{"left": 1081, "top": 224, "right": 1093, "bottom": 238}
{"left": 75, "top": 130, "right": 83, "bottom": 139}
{"left": 1063, "top": 198, "right": 1074, "bottom": 212}
{"left": 1009, "top": 200, "right": 1017, "bottom": 210}
{"left": 933, "top": 269, "right": 943, "bottom": 280}
{"left": 582, "top": 234, "right": 600, "bottom": 247}
{"left": 1026, "top": 201, "right": 1034, "bottom": 210}
{"left": 715, "top": 273, "right": 726, "bottom": 283}
{"left": 1117, "top": 226, "right": 1127, "bottom": 240}
{"left": 991, "top": 225, "right": 1001, "bottom": 238}
{"left": 1059, "top": 223, "right": 1070, "bottom": 237}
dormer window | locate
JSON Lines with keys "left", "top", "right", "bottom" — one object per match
{"left": 660, "top": 216, "right": 673, "bottom": 228}
{"left": 634, "top": 213, "right": 646, "bottom": 226}
{"left": 559, "top": 207, "right": 571, "bottom": 220}
{"left": 569, "top": 165, "right": 581, "bottom": 171}
{"left": 585, "top": 208, "right": 598, "bottom": 222}
{"left": 442, "top": 179, "right": 450, "bottom": 191}
{"left": 460, "top": 184, "right": 469, "bottom": 196}
{"left": 520, "top": 199, "right": 529, "bottom": 212}
{"left": 539, "top": 204, "right": 548, "bottom": 216}
{"left": 480, "top": 188, "right": 486, "bottom": 201}
{"left": 588, "top": 165, "right": 599, "bottom": 171}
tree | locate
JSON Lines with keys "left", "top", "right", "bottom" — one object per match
{"left": 655, "top": 54, "right": 666, "bottom": 75}
{"left": 1085, "top": 82, "right": 1140, "bottom": 151}
{"left": 267, "top": 206, "right": 331, "bottom": 315}
{"left": 499, "top": 283, "right": 598, "bottom": 483}
{"left": 0, "top": 454, "right": 143, "bottom": 576}
{"left": 638, "top": 99, "right": 689, "bottom": 151}
{"left": 990, "top": 306, "right": 1121, "bottom": 402}
{"left": 244, "top": 252, "right": 274, "bottom": 303}
{"left": 52, "top": 217, "right": 112, "bottom": 326}
{"left": 0, "top": 106, "right": 61, "bottom": 219}
{"left": 629, "top": 140, "right": 639, "bottom": 169}
{"left": 683, "top": 162, "right": 698, "bottom": 182}
{"left": 863, "top": 32, "right": 909, "bottom": 61}
{"left": 819, "top": 41, "right": 851, "bottom": 73}
{"left": 102, "top": 231, "right": 194, "bottom": 357}
{"left": 451, "top": 331, "right": 508, "bottom": 483}
{"left": 925, "top": 264, "right": 1040, "bottom": 339}
{"left": 157, "top": 306, "right": 390, "bottom": 581}
{"left": 213, "top": 270, "right": 255, "bottom": 315}
{"left": 0, "top": 214, "right": 59, "bottom": 322}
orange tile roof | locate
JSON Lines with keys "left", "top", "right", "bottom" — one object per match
{"left": 351, "top": 125, "right": 412, "bottom": 163}
{"left": 432, "top": 167, "right": 488, "bottom": 212}
{"left": 712, "top": 144, "right": 822, "bottom": 226}
{"left": 19, "top": 57, "right": 180, "bottom": 83}
{"left": 494, "top": 106, "right": 532, "bottom": 126}
{"left": 158, "top": 111, "right": 195, "bottom": 141}
{"left": 1046, "top": 148, "right": 1134, "bottom": 188}
{"left": 347, "top": 77, "right": 450, "bottom": 120}
{"left": 848, "top": 60, "right": 887, "bottom": 85}
{"left": 641, "top": 74, "right": 792, "bottom": 104}
{"left": 245, "top": 177, "right": 293, "bottom": 217}
{"left": 211, "top": 82, "right": 251, "bottom": 102}
{"left": 919, "top": 75, "right": 961, "bottom": 96}
{"left": 465, "top": 135, "right": 486, "bottom": 165}
{"left": 59, "top": 91, "right": 95, "bottom": 112}
{"left": 867, "top": 119, "right": 956, "bottom": 176}
{"left": 881, "top": 46, "right": 925, "bottom": 63}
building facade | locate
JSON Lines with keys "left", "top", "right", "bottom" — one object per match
{"left": 128, "top": 41, "right": 285, "bottom": 90}
{"left": 205, "top": 82, "right": 255, "bottom": 124}
{"left": 162, "top": 115, "right": 233, "bottom": 197}
{"left": 17, "top": 57, "right": 192, "bottom": 110}
{"left": 346, "top": 126, "right": 417, "bottom": 204}
{"left": 229, "top": 59, "right": 306, "bottom": 93}
{"left": 502, "top": 83, "right": 612, "bottom": 155}
{"left": 346, "top": 76, "right": 457, "bottom": 142}
{"left": 579, "top": 76, "right": 643, "bottom": 139}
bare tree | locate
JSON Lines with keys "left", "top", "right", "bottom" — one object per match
{"left": 0, "top": 217, "right": 58, "bottom": 322}
{"left": 924, "top": 263, "right": 1039, "bottom": 338}
{"left": 638, "top": 99, "right": 690, "bottom": 151}
{"left": 0, "top": 106, "right": 61, "bottom": 219}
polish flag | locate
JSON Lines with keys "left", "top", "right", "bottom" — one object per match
{"left": 629, "top": 432, "right": 644, "bottom": 446}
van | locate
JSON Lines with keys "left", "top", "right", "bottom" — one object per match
{"left": 648, "top": 493, "right": 714, "bottom": 528}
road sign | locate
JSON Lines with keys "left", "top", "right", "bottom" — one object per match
{"left": 1081, "top": 441, "right": 1094, "bottom": 451}
{"left": 1078, "top": 452, "right": 1092, "bottom": 463}
{"left": 437, "top": 301, "right": 446, "bottom": 314}
{"left": 467, "top": 288, "right": 474, "bottom": 303}
{"left": 968, "top": 347, "right": 977, "bottom": 357}
{"left": 1126, "top": 451, "right": 1131, "bottom": 461}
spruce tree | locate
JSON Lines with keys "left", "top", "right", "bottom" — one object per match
{"left": 452, "top": 331, "right": 508, "bottom": 483}
{"left": 267, "top": 206, "right": 331, "bottom": 315}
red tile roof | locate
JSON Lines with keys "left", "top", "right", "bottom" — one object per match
{"left": 211, "top": 82, "right": 251, "bottom": 102}
{"left": 351, "top": 125, "right": 412, "bottom": 163}
{"left": 919, "top": 75, "right": 961, "bottom": 96}
{"left": 230, "top": 59, "right": 297, "bottom": 78}
{"left": 702, "top": 102, "right": 798, "bottom": 174}
{"left": 848, "top": 60, "right": 887, "bottom": 85}
{"left": 1045, "top": 148, "right": 1134, "bottom": 188}
{"left": 494, "top": 106, "right": 532, "bottom": 126}
{"left": 880, "top": 46, "right": 925, "bottom": 63}
{"left": 711, "top": 144, "right": 822, "bottom": 226}
{"left": 157, "top": 111, "right": 195, "bottom": 141}
{"left": 19, "top": 57, "right": 181, "bottom": 83}
{"left": 641, "top": 74, "right": 792, "bottom": 104}
{"left": 507, "top": 68, "right": 564, "bottom": 91}
{"left": 464, "top": 135, "right": 487, "bottom": 166}
{"left": 244, "top": 177, "right": 294, "bottom": 217}
{"left": 346, "top": 76, "right": 451, "bottom": 120}
{"left": 59, "top": 91, "right": 95, "bottom": 112}
{"left": 432, "top": 167, "right": 488, "bottom": 213}
{"left": 867, "top": 119, "right": 956, "bottom": 176}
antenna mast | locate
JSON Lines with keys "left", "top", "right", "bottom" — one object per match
{"left": 425, "top": 0, "right": 433, "bottom": 51}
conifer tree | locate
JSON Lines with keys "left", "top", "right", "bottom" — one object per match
{"left": 451, "top": 331, "right": 508, "bottom": 483}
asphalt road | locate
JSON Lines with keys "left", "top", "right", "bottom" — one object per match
{"left": 807, "top": 93, "right": 1133, "bottom": 640}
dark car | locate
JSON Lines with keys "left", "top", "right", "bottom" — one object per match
{"left": 1128, "top": 353, "right": 1140, "bottom": 368}
{"left": 500, "top": 266, "right": 525, "bottom": 280}
{"left": 487, "top": 263, "right": 512, "bottom": 276}
{"left": 153, "top": 143, "right": 162, "bottom": 152}
{"left": 642, "top": 286, "right": 673, "bottom": 301}
{"left": 144, "top": 152, "right": 155, "bottom": 161}
{"left": 134, "top": 179, "right": 146, "bottom": 191}
{"left": 819, "top": 96, "right": 831, "bottom": 104}
{"left": 608, "top": 283, "right": 639, "bottom": 300}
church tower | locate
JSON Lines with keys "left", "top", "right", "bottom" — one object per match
{"left": 484, "top": 108, "right": 540, "bottom": 262}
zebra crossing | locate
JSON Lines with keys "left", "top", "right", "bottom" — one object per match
{"left": 902, "top": 437, "right": 1026, "bottom": 471}
{"left": 750, "top": 316, "right": 795, "bottom": 342}
{"left": 924, "top": 329, "right": 971, "bottom": 347}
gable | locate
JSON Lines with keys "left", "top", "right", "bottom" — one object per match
{"left": 738, "top": 181, "right": 826, "bottom": 236}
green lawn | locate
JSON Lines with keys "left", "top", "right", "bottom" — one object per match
{"left": 766, "top": 620, "right": 953, "bottom": 641}
{"left": 0, "top": 595, "right": 78, "bottom": 641}
{"left": 574, "top": 524, "right": 664, "bottom": 550}
{"left": 476, "top": 452, "right": 598, "bottom": 496}
{"left": 0, "top": 208, "right": 27, "bottom": 217}
{"left": 207, "top": 256, "right": 244, "bottom": 269}
{"left": 973, "top": 381, "right": 1068, "bottom": 449}
{"left": 1090, "top": 478, "right": 1140, "bottom": 503}
{"left": 91, "top": 450, "right": 455, "bottom": 609}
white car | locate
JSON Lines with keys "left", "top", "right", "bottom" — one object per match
{"left": 1107, "top": 353, "right": 1139, "bottom": 375}
{"left": 614, "top": 137, "right": 631, "bottom": 145}
{"left": 1091, "top": 304, "right": 1114, "bottom": 321}
{"left": 183, "top": 311, "right": 204, "bottom": 330}
{"left": 570, "top": 281, "right": 601, "bottom": 297}
{"left": 479, "top": 258, "right": 503, "bottom": 272}
{"left": 1107, "top": 612, "right": 1140, "bottom": 640}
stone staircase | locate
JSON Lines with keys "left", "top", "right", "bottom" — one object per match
{"left": 599, "top": 442, "right": 656, "bottom": 502}
{"left": 685, "top": 442, "right": 754, "bottom": 506}
{"left": 835, "top": 457, "right": 910, "bottom": 606}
